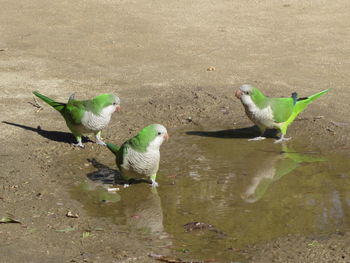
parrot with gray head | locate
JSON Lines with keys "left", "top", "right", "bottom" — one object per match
{"left": 106, "top": 124, "right": 169, "bottom": 187}
{"left": 33, "top": 91, "right": 121, "bottom": 147}
{"left": 235, "top": 84, "right": 330, "bottom": 143}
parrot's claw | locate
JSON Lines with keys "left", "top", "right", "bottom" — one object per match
{"left": 248, "top": 136, "right": 266, "bottom": 141}
{"left": 274, "top": 136, "right": 291, "bottom": 144}
{"left": 96, "top": 139, "right": 107, "bottom": 146}
{"left": 151, "top": 181, "right": 159, "bottom": 187}
{"left": 95, "top": 131, "right": 106, "bottom": 146}
{"left": 73, "top": 142, "right": 84, "bottom": 148}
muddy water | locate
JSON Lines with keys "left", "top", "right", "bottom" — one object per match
{"left": 70, "top": 129, "right": 350, "bottom": 262}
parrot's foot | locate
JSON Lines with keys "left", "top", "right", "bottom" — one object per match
{"left": 151, "top": 180, "right": 159, "bottom": 187}
{"left": 95, "top": 131, "right": 106, "bottom": 146}
{"left": 248, "top": 136, "right": 266, "bottom": 141}
{"left": 274, "top": 136, "right": 291, "bottom": 144}
{"left": 96, "top": 139, "right": 106, "bottom": 146}
{"left": 123, "top": 183, "right": 130, "bottom": 188}
{"left": 72, "top": 142, "right": 84, "bottom": 148}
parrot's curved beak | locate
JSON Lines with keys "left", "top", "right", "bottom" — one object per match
{"left": 235, "top": 89, "right": 243, "bottom": 99}
{"left": 115, "top": 105, "right": 122, "bottom": 112}
{"left": 164, "top": 133, "right": 170, "bottom": 142}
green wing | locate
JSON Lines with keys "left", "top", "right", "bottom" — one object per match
{"left": 106, "top": 142, "right": 127, "bottom": 170}
{"left": 63, "top": 100, "right": 87, "bottom": 125}
{"left": 269, "top": 97, "right": 295, "bottom": 123}
{"left": 116, "top": 144, "right": 129, "bottom": 169}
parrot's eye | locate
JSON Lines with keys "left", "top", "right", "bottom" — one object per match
{"left": 158, "top": 132, "right": 162, "bottom": 135}
{"left": 113, "top": 102, "right": 117, "bottom": 105}
{"left": 244, "top": 91, "right": 250, "bottom": 95}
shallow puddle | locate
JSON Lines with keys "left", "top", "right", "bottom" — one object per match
{"left": 70, "top": 128, "right": 350, "bottom": 262}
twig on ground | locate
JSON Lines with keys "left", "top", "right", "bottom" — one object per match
{"left": 148, "top": 253, "right": 215, "bottom": 263}
{"left": 28, "top": 97, "right": 43, "bottom": 112}
{"left": 297, "top": 116, "right": 324, "bottom": 121}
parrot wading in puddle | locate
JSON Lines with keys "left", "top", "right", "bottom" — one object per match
{"left": 106, "top": 124, "right": 169, "bottom": 188}
{"left": 33, "top": 91, "right": 121, "bottom": 147}
{"left": 235, "top": 84, "right": 330, "bottom": 143}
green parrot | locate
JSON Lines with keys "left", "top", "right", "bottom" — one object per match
{"left": 106, "top": 124, "right": 169, "bottom": 187}
{"left": 33, "top": 91, "right": 121, "bottom": 148}
{"left": 235, "top": 84, "right": 330, "bottom": 143}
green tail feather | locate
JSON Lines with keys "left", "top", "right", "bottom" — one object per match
{"left": 280, "top": 89, "right": 330, "bottom": 134}
{"left": 33, "top": 91, "right": 65, "bottom": 112}
{"left": 294, "top": 89, "right": 330, "bottom": 116}
{"left": 106, "top": 142, "right": 120, "bottom": 155}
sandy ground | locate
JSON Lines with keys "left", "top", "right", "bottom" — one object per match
{"left": 1, "top": 0, "right": 350, "bottom": 262}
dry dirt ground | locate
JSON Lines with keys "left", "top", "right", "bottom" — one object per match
{"left": 1, "top": 0, "right": 350, "bottom": 262}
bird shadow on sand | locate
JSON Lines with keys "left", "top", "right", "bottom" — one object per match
{"left": 186, "top": 125, "right": 279, "bottom": 139}
{"left": 87, "top": 158, "right": 151, "bottom": 186}
{"left": 2, "top": 121, "right": 92, "bottom": 144}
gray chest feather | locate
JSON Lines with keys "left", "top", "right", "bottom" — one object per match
{"left": 122, "top": 148, "right": 160, "bottom": 177}
{"left": 243, "top": 104, "right": 276, "bottom": 128}
{"left": 80, "top": 111, "right": 111, "bottom": 132}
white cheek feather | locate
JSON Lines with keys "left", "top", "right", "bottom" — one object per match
{"left": 80, "top": 105, "right": 115, "bottom": 132}
{"left": 147, "top": 136, "right": 164, "bottom": 151}
{"left": 103, "top": 104, "right": 117, "bottom": 116}
{"left": 241, "top": 95, "right": 277, "bottom": 128}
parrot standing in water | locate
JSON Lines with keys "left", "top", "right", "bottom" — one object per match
{"left": 235, "top": 84, "right": 330, "bottom": 143}
{"left": 106, "top": 124, "right": 169, "bottom": 187}
{"left": 33, "top": 91, "right": 121, "bottom": 148}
